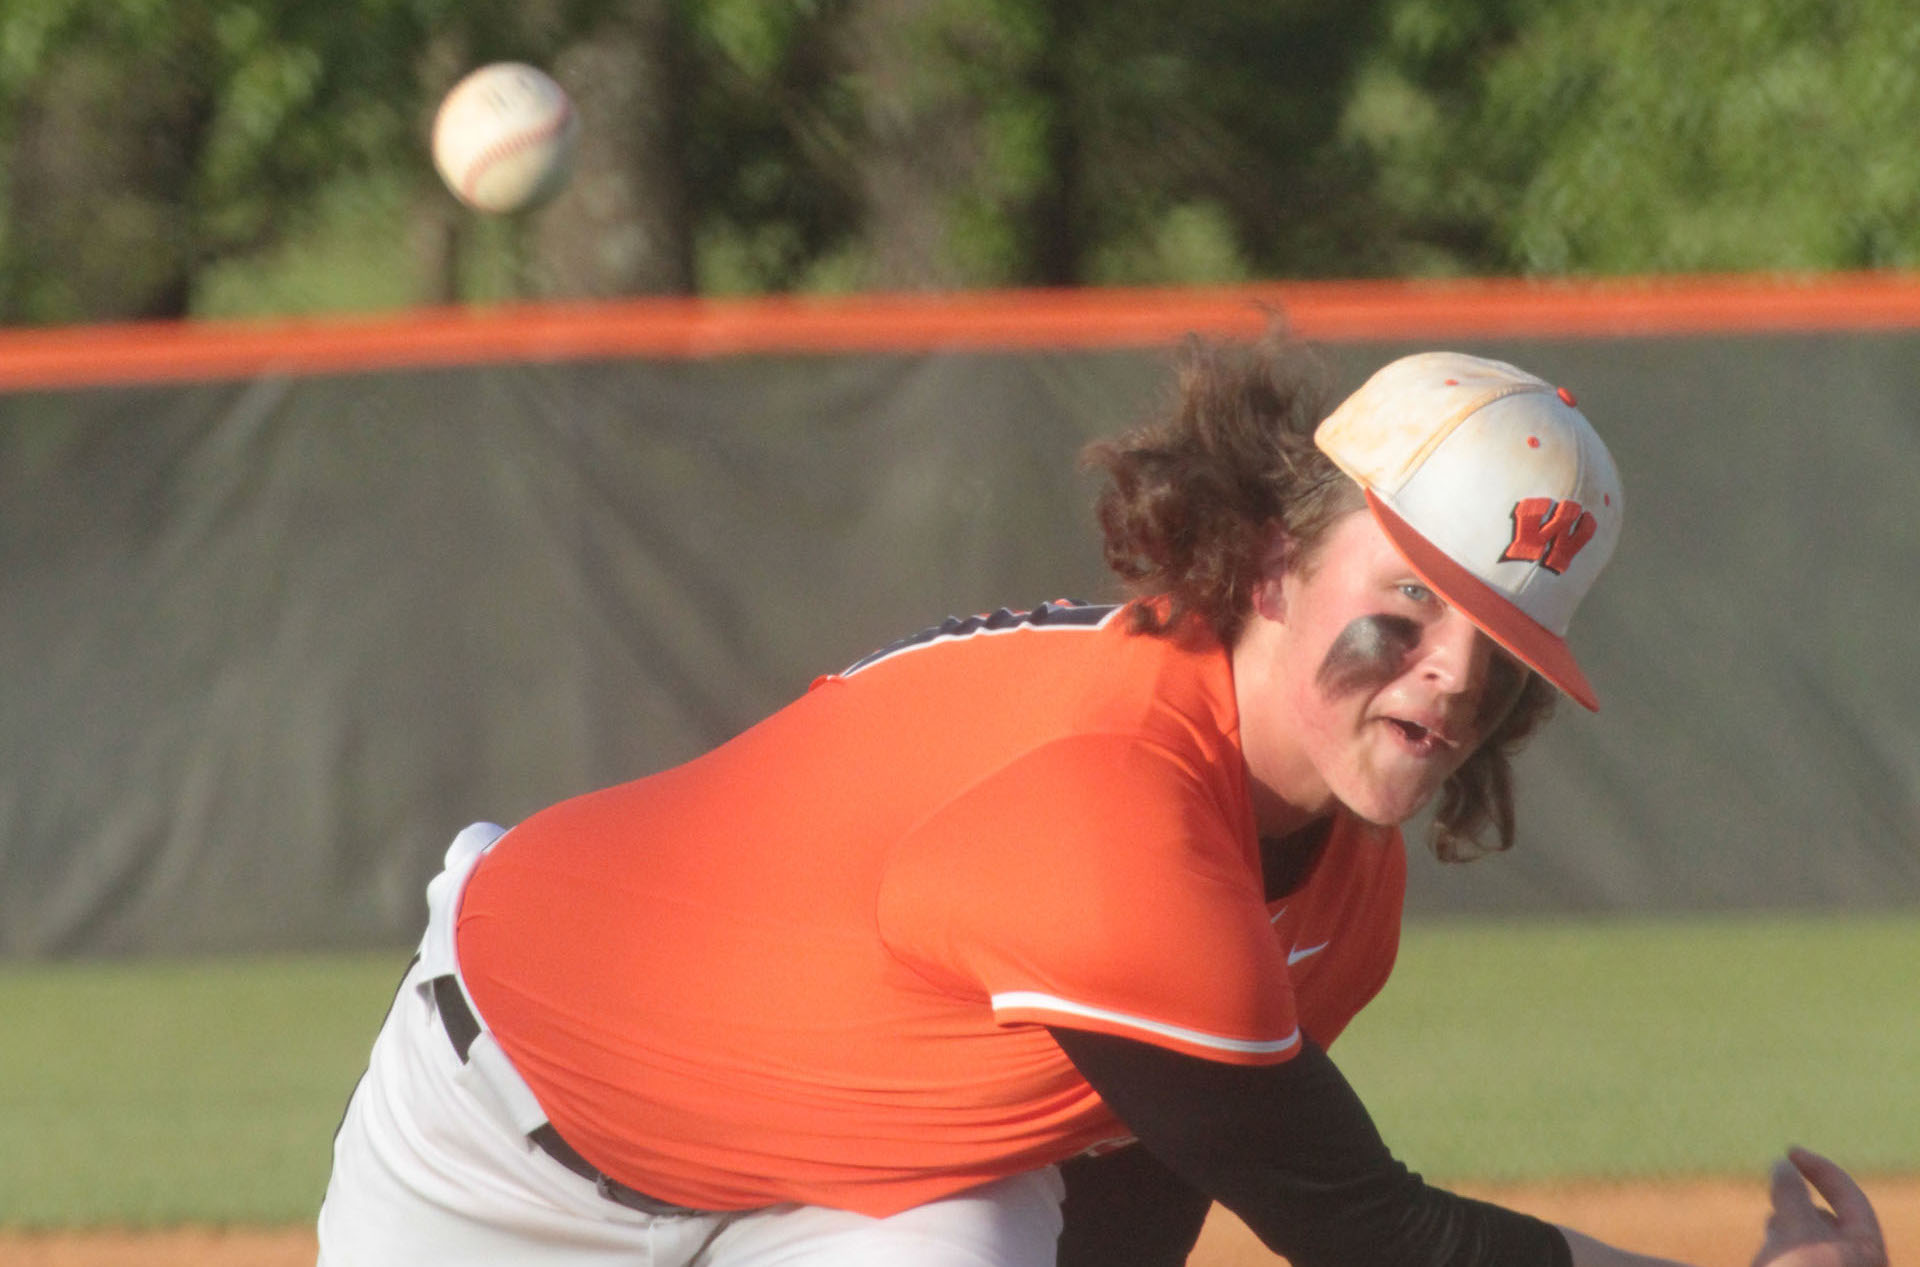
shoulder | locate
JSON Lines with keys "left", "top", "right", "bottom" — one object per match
{"left": 882, "top": 731, "right": 1255, "bottom": 898}
{"left": 874, "top": 733, "right": 1290, "bottom": 1048}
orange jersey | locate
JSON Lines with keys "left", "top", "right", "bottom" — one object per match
{"left": 456, "top": 601, "right": 1406, "bottom": 1217}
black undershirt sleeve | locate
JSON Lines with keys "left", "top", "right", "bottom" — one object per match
{"left": 1058, "top": 1138, "right": 1214, "bottom": 1267}
{"left": 1049, "top": 1026, "right": 1573, "bottom": 1267}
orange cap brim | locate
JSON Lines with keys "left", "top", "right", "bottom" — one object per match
{"left": 1365, "top": 490, "right": 1600, "bottom": 712}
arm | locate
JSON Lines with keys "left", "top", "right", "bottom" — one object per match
{"left": 1556, "top": 1228, "right": 1689, "bottom": 1267}
{"left": 1051, "top": 1025, "right": 1572, "bottom": 1267}
{"left": 1057, "top": 1143, "right": 1213, "bottom": 1267}
{"left": 1051, "top": 1028, "right": 1889, "bottom": 1267}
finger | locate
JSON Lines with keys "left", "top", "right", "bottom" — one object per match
{"left": 1787, "top": 1147, "right": 1885, "bottom": 1240}
{"left": 1768, "top": 1156, "right": 1818, "bottom": 1224}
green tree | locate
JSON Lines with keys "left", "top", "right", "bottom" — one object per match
{"left": 820, "top": 0, "right": 1391, "bottom": 290}
{"left": 1067, "top": 0, "right": 1391, "bottom": 283}
{"left": 676, "top": 0, "right": 862, "bottom": 294}
{"left": 1349, "top": 0, "right": 1920, "bottom": 274}
{"left": 0, "top": 0, "right": 445, "bottom": 322}
{"left": 527, "top": 0, "right": 697, "bottom": 298}
{"left": 11, "top": 0, "right": 1920, "bottom": 321}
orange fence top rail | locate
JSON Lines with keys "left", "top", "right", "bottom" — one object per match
{"left": 5, "top": 272, "right": 1920, "bottom": 391}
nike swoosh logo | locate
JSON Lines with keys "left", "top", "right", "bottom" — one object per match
{"left": 1287, "top": 941, "right": 1330, "bottom": 966}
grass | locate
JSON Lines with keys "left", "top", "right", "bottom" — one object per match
{"left": 1336, "top": 912, "right": 1920, "bottom": 1184}
{"left": 0, "top": 913, "right": 1912, "bottom": 1228}
{"left": 0, "top": 951, "right": 406, "bottom": 1228}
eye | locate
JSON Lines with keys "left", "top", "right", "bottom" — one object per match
{"left": 1396, "top": 580, "right": 1437, "bottom": 605}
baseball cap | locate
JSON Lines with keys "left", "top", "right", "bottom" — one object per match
{"left": 1313, "top": 352, "right": 1623, "bottom": 711}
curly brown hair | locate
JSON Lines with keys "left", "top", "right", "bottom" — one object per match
{"left": 1082, "top": 330, "right": 1556, "bottom": 861}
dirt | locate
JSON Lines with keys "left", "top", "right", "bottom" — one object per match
{"left": 2, "top": 1177, "right": 1913, "bottom": 1266}
{"left": 1198, "top": 1175, "right": 1920, "bottom": 1267}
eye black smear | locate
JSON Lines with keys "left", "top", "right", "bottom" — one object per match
{"left": 1315, "top": 614, "right": 1421, "bottom": 697}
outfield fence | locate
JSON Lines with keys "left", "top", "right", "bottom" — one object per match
{"left": 5, "top": 277, "right": 1919, "bottom": 956}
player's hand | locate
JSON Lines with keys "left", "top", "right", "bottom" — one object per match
{"left": 1750, "top": 1147, "right": 1887, "bottom": 1267}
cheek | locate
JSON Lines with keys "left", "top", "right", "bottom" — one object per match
{"left": 1315, "top": 615, "right": 1422, "bottom": 698}
{"left": 1472, "top": 653, "right": 1529, "bottom": 736}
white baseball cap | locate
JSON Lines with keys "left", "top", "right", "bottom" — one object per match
{"left": 1313, "top": 352, "right": 1623, "bottom": 711}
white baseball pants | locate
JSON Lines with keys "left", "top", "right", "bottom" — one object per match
{"left": 315, "top": 823, "right": 1066, "bottom": 1267}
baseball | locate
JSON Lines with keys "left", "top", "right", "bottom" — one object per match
{"left": 432, "top": 62, "right": 579, "bottom": 214}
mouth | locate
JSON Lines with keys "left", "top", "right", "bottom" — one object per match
{"left": 1381, "top": 716, "right": 1458, "bottom": 756}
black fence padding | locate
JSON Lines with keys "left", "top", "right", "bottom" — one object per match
{"left": 2, "top": 335, "right": 1915, "bottom": 956}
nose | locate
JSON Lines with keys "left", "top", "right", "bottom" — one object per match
{"left": 1417, "top": 608, "right": 1494, "bottom": 697}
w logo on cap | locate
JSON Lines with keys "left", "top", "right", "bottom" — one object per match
{"left": 1501, "top": 497, "right": 1598, "bottom": 574}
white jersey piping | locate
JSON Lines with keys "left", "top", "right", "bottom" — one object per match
{"left": 991, "top": 990, "right": 1301, "bottom": 1056}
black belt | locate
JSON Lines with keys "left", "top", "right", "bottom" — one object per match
{"left": 429, "top": 973, "right": 708, "bottom": 1218}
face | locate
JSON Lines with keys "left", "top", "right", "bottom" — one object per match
{"left": 1232, "top": 509, "right": 1527, "bottom": 833}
